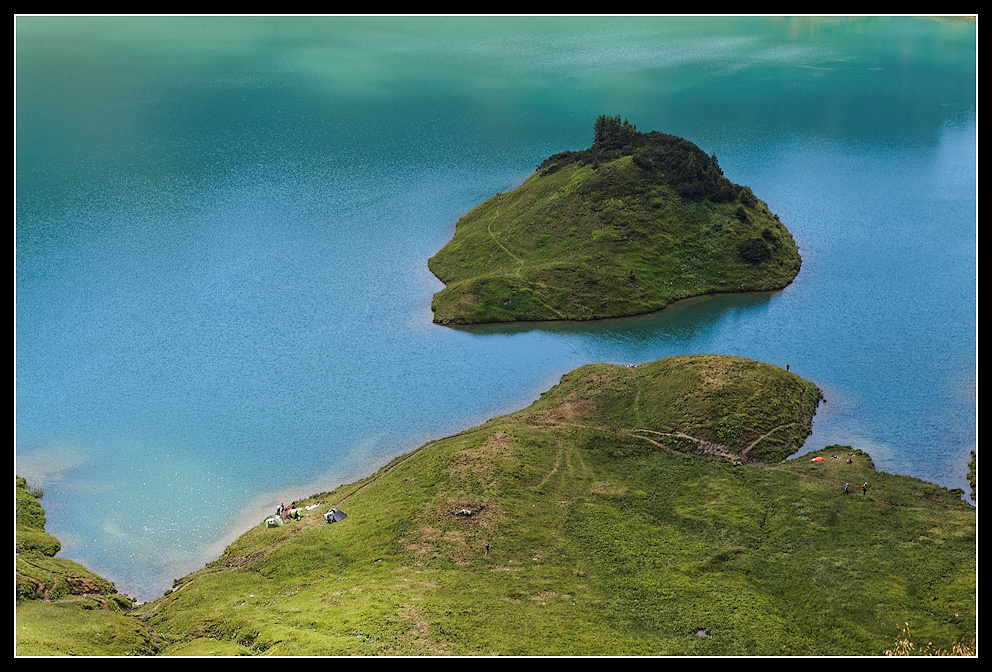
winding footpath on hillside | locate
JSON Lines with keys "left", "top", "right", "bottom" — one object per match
{"left": 622, "top": 380, "right": 821, "bottom": 463}
{"left": 16, "top": 557, "right": 115, "bottom": 606}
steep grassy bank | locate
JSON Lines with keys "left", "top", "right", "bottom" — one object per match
{"left": 429, "top": 118, "right": 801, "bottom": 325}
{"left": 15, "top": 476, "right": 159, "bottom": 655}
{"left": 127, "top": 356, "right": 974, "bottom": 656}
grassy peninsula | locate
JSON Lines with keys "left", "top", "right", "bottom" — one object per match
{"left": 18, "top": 355, "right": 975, "bottom": 656}
{"left": 429, "top": 117, "right": 801, "bottom": 325}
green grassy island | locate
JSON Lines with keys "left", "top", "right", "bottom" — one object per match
{"left": 429, "top": 117, "right": 802, "bottom": 325}
{"left": 16, "top": 356, "right": 976, "bottom": 656}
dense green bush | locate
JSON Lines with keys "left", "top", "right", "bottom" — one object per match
{"left": 968, "top": 450, "right": 976, "bottom": 500}
{"left": 737, "top": 238, "right": 772, "bottom": 264}
{"left": 17, "top": 576, "right": 40, "bottom": 601}
{"left": 16, "top": 527, "right": 62, "bottom": 557}
{"left": 16, "top": 476, "right": 47, "bottom": 529}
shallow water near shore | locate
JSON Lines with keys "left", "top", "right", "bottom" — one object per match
{"left": 15, "top": 16, "right": 976, "bottom": 602}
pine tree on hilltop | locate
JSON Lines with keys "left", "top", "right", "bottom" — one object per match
{"left": 593, "top": 115, "right": 637, "bottom": 150}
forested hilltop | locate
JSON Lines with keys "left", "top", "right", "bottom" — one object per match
{"left": 429, "top": 116, "right": 801, "bottom": 325}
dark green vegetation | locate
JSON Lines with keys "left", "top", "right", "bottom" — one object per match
{"left": 967, "top": 450, "right": 976, "bottom": 500}
{"left": 15, "top": 355, "right": 967, "bottom": 656}
{"left": 429, "top": 117, "right": 801, "bottom": 324}
{"left": 15, "top": 476, "right": 160, "bottom": 655}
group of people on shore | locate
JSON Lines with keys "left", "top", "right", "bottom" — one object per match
{"left": 276, "top": 502, "right": 303, "bottom": 521}
{"left": 266, "top": 500, "right": 347, "bottom": 529}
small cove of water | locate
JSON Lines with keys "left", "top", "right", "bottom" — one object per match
{"left": 16, "top": 16, "right": 975, "bottom": 601}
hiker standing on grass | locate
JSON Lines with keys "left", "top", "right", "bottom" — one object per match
{"left": 862, "top": 481, "right": 868, "bottom": 495}
{"left": 843, "top": 483, "right": 850, "bottom": 495}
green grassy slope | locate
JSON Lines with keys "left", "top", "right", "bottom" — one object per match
{"left": 15, "top": 476, "right": 159, "bottom": 655}
{"left": 132, "top": 356, "right": 974, "bottom": 656}
{"left": 429, "top": 120, "right": 801, "bottom": 325}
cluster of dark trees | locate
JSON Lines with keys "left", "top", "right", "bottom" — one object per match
{"left": 593, "top": 114, "right": 638, "bottom": 150}
{"left": 539, "top": 115, "right": 745, "bottom": 203}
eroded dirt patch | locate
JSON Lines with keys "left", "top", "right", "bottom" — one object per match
{"left": 452, "top": 432, "right": 516, "bottom": 485}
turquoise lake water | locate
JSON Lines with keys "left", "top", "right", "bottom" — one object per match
{"left": 15, "top": 16, "right": 976, "bottom": 601}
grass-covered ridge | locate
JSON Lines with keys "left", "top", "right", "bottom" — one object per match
{"left": 124, "top": 355, "right": 974, "bottom": 656}
{"left": 429, "top": 117, "right": 801, "bottom": 325}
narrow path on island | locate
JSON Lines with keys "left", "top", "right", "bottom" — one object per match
{"left": 484, "top": 198, "right": 568, "bottom": 321}
{"left": 487, "top": 199, "right": 524, "bottom": 268}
